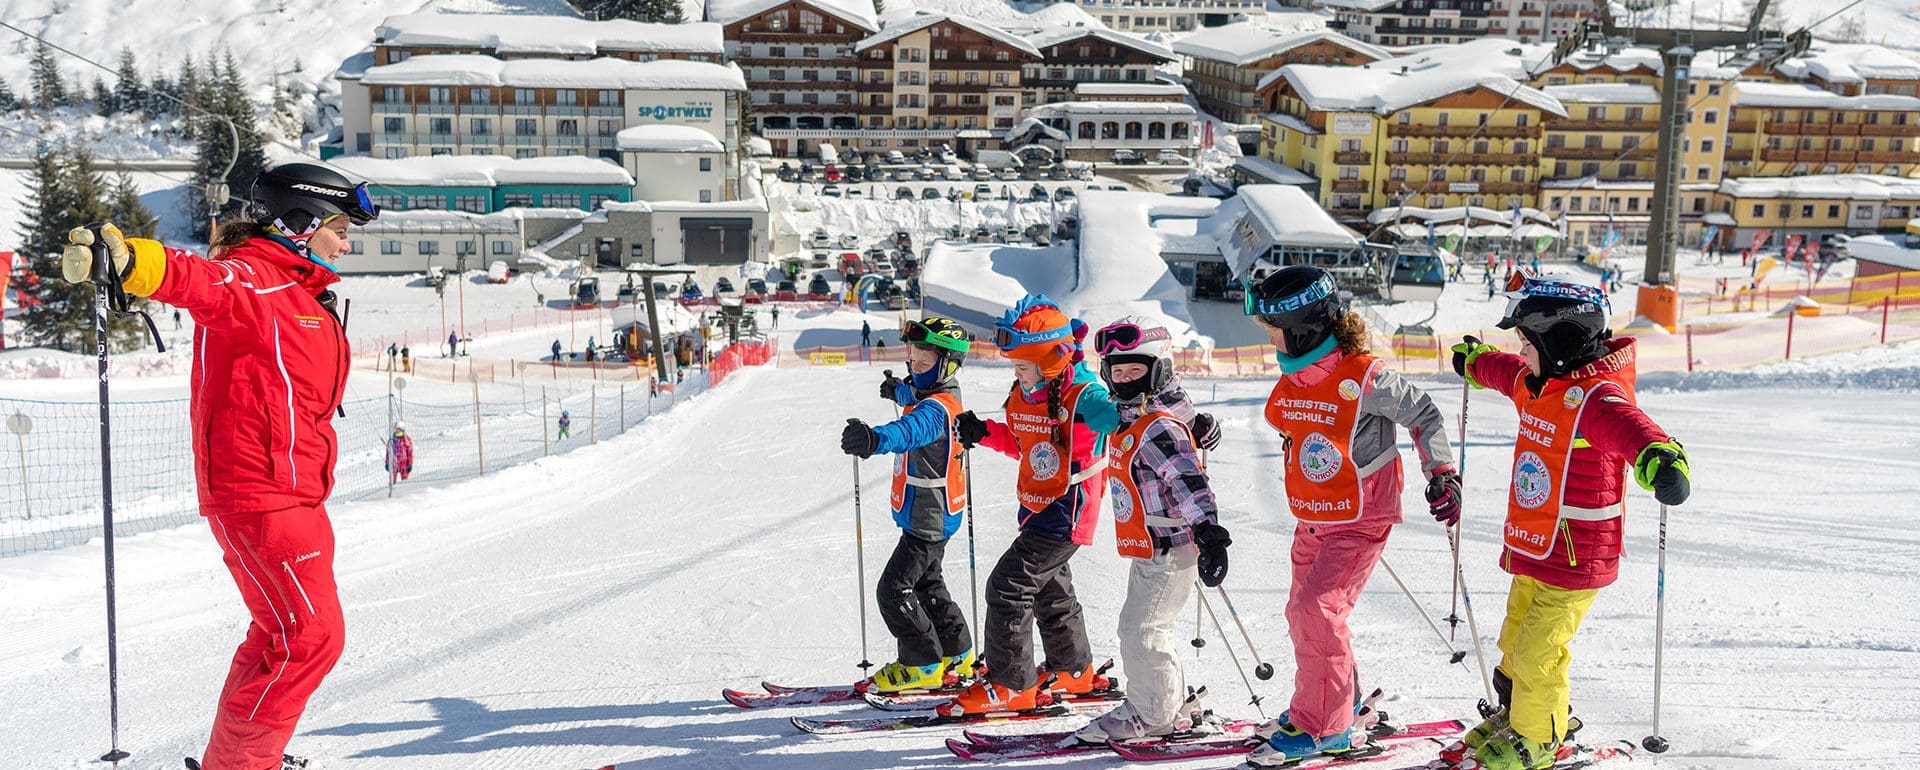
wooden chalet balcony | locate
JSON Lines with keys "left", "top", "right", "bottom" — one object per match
{"left": 1452, "top": 181, "right": 1534, "bottom": 194}
{"left": 1334, "top": 151, "right": 1372, "bottom": 164}
{"left": 1549, "top": 119, "right": 1658, "bottom": 132}
{"left": 747, "top": 79, "right": 852, "bottom": 91}
{"left": 1331, "top": 180, "right": 1370, "bottom": 193}
{"left": 753, "top": 103, "right": 862, "bottom": 113}
{"left": 1856, "top": 150, "right": 1920, "bottom": 163}
{"left": 1725, "top": 149, "right": 1754, "bottom": 162}
{"left": 1858, "top": 123, "right": 1912, "bottom": 136}
{"left": 1389, "top": 123, "right": 1541, "bottom": 138}
{"left": 737, "top": 30, "right": 859, "bottom": 44}
{"left": 1547, "top": 145, "right": 1654, "bottom": 160}
{"left": 1386, "top": 151, "right": 1535, "bottom": 165}
{"left": 1329, "top": 207, "right": 1371, "bottom": 219}
{"left": 929, "top": 104, "right": 983, "bottom": 115}
{"left": 1727, "top": 120, "right": 1758, "bottom": 132}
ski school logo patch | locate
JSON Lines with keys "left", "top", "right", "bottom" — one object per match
{"left": 1513, "top": 450, "right": 1552, "bottom": 509}
{"left": 1108, "top": 479, "right": 1134, "bottom": 523}
{"left": 1338, "top": 378, "right": 1362, "bottom": 401}
{"left": 1121, "top": 434, "right": 1135, "bottom": 451}
{"left": 1298, "top": 432, "right": 1343, "bottom": 484}
{"left": 1029, "top": 441, "right": 1062, "bottom": 481}
{"left": 1562, "top": 386, "right": 1586, "bottom": 411}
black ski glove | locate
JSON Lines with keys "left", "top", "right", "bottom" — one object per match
{"left": 840, "top": 418, "right": 879, "bottom": 458}
{"left": 1191, "top": 412, "right": 1222, "bottom": 452}
{"left": 1425, "top": 470, "right": 1463, "bottom": 527}
{"left": 1193, "top": 522, "right": 1232, "bottom": 587}
{"left": 879, "top": 369, "right": 907, "bottom": 403}
{"left": 1635, "top": 441, "right": 1691, "bottom": 506}
{"left": 955, "top": 410, "right": 989, "bottom": 448}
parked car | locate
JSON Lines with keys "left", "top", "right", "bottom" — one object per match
{"left": 872, "top": 253, "right": 894, "bottom": 274}
{"left": 1022, "top": 164, "right": 1045, "bottom": 180}
{"left": 1111, "top": 149, "right": 1141, "bottom": 165}
{"left": 973, "top": 183, "right": 995, "bottom": 200}
{"left": 916, "top": 164, "right": 938, "bottom": 180}
{"left": 1076, "top": 166, "right": 1096, "bottom": 181}
{"left": 573, "top": 276, "right": 601, "bottom": 308}
{"left": 776, "top": 162, "right": 794, "bottom": 182}
{"left": 1003, "top": 225, "right": 1023, "bottom": 243}
{"left": 943, "top": 164, "right": 966, "bottom": 181}
{"left": 821, "top": 183, "right": 842, "bottom": 198}
{"left": 895, "top": 186, "right": 915, "bottom": 200}
{"left": 971, "top": 164, "right": 994, "bottom": 181}
{"left": 1029, "top": 184, "right": 1049, "bottom": 202}
{"left": 893, "top": 168, "right": 915, "bottom": 182}
{"left": 922, "top": 187, "right": 943, "bottom": 200}
{"left": 846, "top": 186, "right": 865, "bottom": 199}
{"left": 809, "top": 228, "right": 831, "bottom": 249}
{"left": 999, "top": 166, "right": 1021, "bottom": 181}
{"left": 774, "top": 279, "right": 799, "bottom": 301}
{"left": 971, "top": 226, "right": 992, "bottom": 243}
{"left": 798, "top": 162, "right": 816, "bottom": 182}
{"left": 865, "top": 245, "right": 889, "bottom": 262}
{"left": 744, "top": 277, "right": 768, "bottom": 303}
{"left": 1048, "top": 164, "right": 1071, "bottom": 181}
{"left": 839, "top": 233, "right": 860, "bottom": 249}
{"left": 892, "top": 229, "right": 913, "bottom": 249}
{"left": 881, "top": 283, "right": 910, "bottom": 310}
{"left": 886, "top": 150, "right": 908, "bottom": 164}
{"left": 839, "top": 252, "right": 864, "bottom": 276}
{"left": 824, "top": 164, "right": 843, "bottom": 182}
{"left": 809, "top": 250, "right": 831, "bottom": 269}
{"left": 1027, "top": 225, "right": 1052, "bottom": 246}
{"left": 806, "top": 274, "right": 832, "bottom": 300}
{"left": 1056, "top": 186, "right": 1076, "bottom": 200}
{"left": 1107, "top": 184, "right": 1128, "bottom": 191}
{"left": 486, "top": 260, "right": 510, "bottom": 283}
{"left": 1157, "top": 150, "right": 1186, "bottom": 165}
{"left": 897, "top": 254, "right": 920, "bottom": 278}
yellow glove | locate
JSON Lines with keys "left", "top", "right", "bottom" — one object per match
{"left": 1450, "top": 335, "right": 1498, "bottom": 390}
{"left": 59, "top": 224, "right": 166, "bottom": 297}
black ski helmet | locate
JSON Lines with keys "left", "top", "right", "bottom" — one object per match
{"left": 249, "top": 162, "right": 380, "bottom": 234}
{"left": 1246, "top": 266, "right": 1347, "bottom": 357}
{"left": 1497, "top": 278, "right": 1612, "bottom": 379}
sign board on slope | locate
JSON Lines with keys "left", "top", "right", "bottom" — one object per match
{"left": 810, "top": 352, "right": 848, "bottom": 366}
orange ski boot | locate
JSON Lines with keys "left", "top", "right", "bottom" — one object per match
{"left": 1047, "top": 660, "right": 1114, "bottom": 697}
{"left": 938, "top": 678, "right": 1052, "bottom": 717}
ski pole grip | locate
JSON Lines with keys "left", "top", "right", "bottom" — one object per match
{"left": 85, "top": 223, "right": 113, "bottom": 286}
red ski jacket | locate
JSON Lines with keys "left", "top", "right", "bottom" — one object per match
{"left": 1467, "top": 338, "right": 1669, "bottom": 590}
{"left": 136, "top": 236, "right": 350, "bottom": 517}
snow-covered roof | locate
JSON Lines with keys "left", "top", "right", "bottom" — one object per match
{"left": 855, "top": 13, "right": 1041, "bottom": 58}
{"left": 1539, "top": 176, "right": 1654, "bottom": 190}
{"left": 359, "top": 56, "right": 747, "bottom": 91}
{"left": 330, "top": 155, "right": 636, "bottom": 187}
{"left": 1718, "top": 174, "right": 1920, "bottom": 201}
{"left": 1171, "top": 23, "right": 1387, "bottom": 68}
{"left": 1365, "top": 38, "right": 1550, "bottom": 82}
{"left": 355, "top": 207, "right": 593, "bottom": 233}
{"left": 1008, "top": 117, "right": 1069, "bottom": 142}
{"left": 1024, "top": 101, "right": 1197, "bottom": 119}
{"left": 1775, "top": 43, "right": 1920, "bottom": 85}
{"left": 1238, "top": 184, "right": 1360, "bottom": 248}
{"left": 1026, "top": 26, "right": 1176, "bottom": 61}
{"left": 1542, "top": 83, "right": 1660, "bottom": 104}
{"left": 706, "top": 0, "right": 877, "bottom": 30}
{"left": 374, "top": 13, "right": 725, "bottom": 55}
{"left": 1074, "top": 82, "right": 1187, "bottom": 97}
{"left": 1551, "top": 45, "right": 1663, "bottom": 75}
{"left": 1313, "top": 0, "right": 1401, "bottom": 11}
{"left": 616, "top": 124, "right": 726, "bottom": 152}
{"left": 1259, "top": 110, "right": 1320, "bottom": 136}
{"left": 1843, "top": 234, "right": 1920, "bottom": 271}
{"left": 1732, "top": 81, "right": 1920, "bottom": 111}
{"left": 1364, "top": 205, "right": 1554, "bottom": 225}
{"left": 1270, "top": 64, "right": 1566, "bottom": 117}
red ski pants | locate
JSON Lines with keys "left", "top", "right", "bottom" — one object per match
{"left": 201, "top": 506, "right": 345, "bottom": 770}
{"left": 1284, "top": 519, "right": 1392, "bottom": 739}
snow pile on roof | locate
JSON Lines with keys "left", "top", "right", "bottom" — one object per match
{"left": 1024, "top": 26, "right": 1176, "bottom": 61}
{"left": 1207, "top": 185, "right": 1359, "bottom": 274}
{"left": 1365, "top": 38, "right": 1552, "bottom": 82}
{"left": 707, "top": 0, "right": 876, "bottom": 29}
{"left": 1024, "top": 101, "right": 1198, "bottom": 118}
{"left": 1008, "top": 117, "right": 1070, "bottom": 142}
{"left": 1555, "top": 44, "right": 1663, "bottom": 74}
{"left": 1069, "top": 190, "right": 1219, "bottom": 345}
{"left": 1365, "top": 205, "right": 1554, "bottom": 225}
{"left": 1732, "top": 81, "right": 1920, "bottom": 110}
{"left": 1718, "top": 174, "right": 1920, "bottom": 200}
{"left": 1843, "top": 234, "right": 1920, "bottom": 271}
{"left": 357, "top": 56, "right": 748, "bottom": 91}
{"left": 1542, "top": 83, "right": 1660, "bottom": 104}
{"left": 1075, "top": 82, "right": 1187, "bottom": 96}
{"left": 1272, "top": 64, "right": 1566, "bottom": 117}
{"left": 616, "top": 124, "right": 725, "bottom": 153}
{"left": 857, "top": 13, "right": 1042, "bottom": 58}
{"left": 1776, "top": 43, "right": 1920, "bottom": 84}
{"left": 1234, "top": 155, "right": 1317, "bottom": 185}
{"left": 375, "top": 13, "right": 724, "bottom": 55}
{"left": 331, "top": 155, "right": 635, "bottom": 187}
{"left": 878, "top": 0, "right": 1099, "bottom": 30}
{"left": 1171, "top": 23, "right": 1383, "bottom": 67}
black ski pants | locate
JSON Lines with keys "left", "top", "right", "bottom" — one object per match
{"left": 984, "top": 531, "right": 1091, "bottom": 691}
{"left": 878, "top": 534, "right": 973, "bottom": 666}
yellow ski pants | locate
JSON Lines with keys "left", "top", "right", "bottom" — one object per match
{"left": 1495, "top": 574, "right": 1599, "bottom": 744}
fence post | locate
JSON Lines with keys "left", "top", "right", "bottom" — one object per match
{"left": 471, "top": 370, "right": 486, "bottom": 473}
{"left": 542, "top": 386, "right": 550, "bottom": 457}
{"left": 1784, "top": 308, "right": 1795, "bottom": 361}
{"left": 1883, "top": 296, "right": 1892, "bottom": 344}
{"left": 591, "top": 383, "right": 598, "bottom": 444}
{"left": 621, "top": 383, "right": 627, "bottom": 429}
{"left": 1685, "top": 325, "right": 1694, "bottom": 372}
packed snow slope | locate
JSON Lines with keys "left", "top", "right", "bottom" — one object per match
{"left": 3, "top": 324, "right": 1919, "bottom": 768}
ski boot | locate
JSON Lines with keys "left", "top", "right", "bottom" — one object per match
{"left": 1441, "top": 668, "right": 1517, "bottom": 763}
{"left": 1045, "top": 659, "right": 1114, "bottom": 697}
{"left": 186, "top": 755, "right": 308, "bottom": 770}
{"left": 1461, "top": 727, "right": 1558, "bottom": 770}
{"left": 937, "top": 677, "right": 1053, "bottom": 717}
{"left": 1255, "top": 687, "right": 1385, "bottom": 742}
{"left": 870, "top": 659, "right": 947, "bottom": 693}
{"left": 1074, "top": 700, "right": 1173, "bottom": 744}
{"left": 1246, "top": 721, "right": 1362, "bottom": 768}
{"left": 943, "top": 648, "right": 979, "bottom": 682}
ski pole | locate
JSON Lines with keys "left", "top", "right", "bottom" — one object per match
{"left": 1213, "top": 586, "right": 1274, "bottom": 680}
{"left": 964, "top": 452, "right": 981, "bottom": 655}
{"left": 852, "top": 458, "right": 873, "bottom": 673}
{"left": 1450, "top": 525, "right": 1497, "bottom": 711}
{"left": 1195, "top": 584, "right": 1263, "bottom": 717}
{"left": 1448, "top": 379, "right": 1469, "bottom": 639}
{"left": 1643, "top": 503, "right": 1671, "bottom": 754}
{"left": 1378, "top": 557, "right": 1467, "bottom": 665}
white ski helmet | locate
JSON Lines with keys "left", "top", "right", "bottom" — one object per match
{"left": 1094, "top": 315, "right": 1176, "bottom": 402}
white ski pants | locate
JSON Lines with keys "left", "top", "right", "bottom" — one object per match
{"left": 1118, "top": 543, "right": 1199, "bottom": 726}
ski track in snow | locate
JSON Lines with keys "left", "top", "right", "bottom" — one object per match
{"left": 3, "top": 327, "right": 1920, "bottom": 767}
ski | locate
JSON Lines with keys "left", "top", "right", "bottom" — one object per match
{"left": 865, "top": 685, "right": 1126, "bottom": 712}
{"left": 723, "top": 687, "right": 862, "bottom": 709}
{"left": 960, "top": 719, "right": 1259, "bottom": 748}
{"left": 758, "top": 680, "right": 857, "bottom": 696}
{"left": 947, "top": 721, "right": 1263, "bottom": 762}
{"left": 792, "top": 703, "right": 1095, "bottom": 735}
{"left": 1112, "top": 719, "right": 1466, "bottom": 763}
{"left": 1398, "top": 740, "right": 1636, "bottom": 770}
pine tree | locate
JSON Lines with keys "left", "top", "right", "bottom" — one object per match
{"left": 113, "top": 48, "right": 145, "bottom": 116}
{"left": 178, "top": 57, "right": 202, "bottom": 130}
{"left": 187, "top": 50, "right": 267, "bottom": 241}
{"left": 109, "top": 172, "right": 158, "bottom": 239}
{"left": 145, "top": 74, "right": 174, "bottom": 116}
{"left": 14, "top": 145, "right": 152, "bottom": 352}
{"left": 0, "top": 78, "right": 19, "bottom": 112}
{"left": 29, "top": 39, "right": 68, "bottom": 111}
{"left": 92, "top": 77, "right": 113, "bottom": 116}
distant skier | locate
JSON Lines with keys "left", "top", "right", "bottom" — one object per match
{"left": 1448, "top": 274, "right": 1691, "bottom": 770}
{"left": 1241, "top": 267, "right": 1458, "bottom": 768}
{"left": 1073, "top": 316, "right": 1229, "bottom": 743}
{"left": 387, "top": 423, "right": 415, "bottom": 481}
{"left": 839, "top": 318, "right": 978, "bottom": 693}
{"left": 553, "top": 339, "right": 563, "bottom": 361}
{"left": 388, "top": 342, "right": 399, "bottom": 371}
{"left": 944, "top": 295, "right": 1118, "bottom": 716}
{"left": 401, "top": 345, "right": 412, "bottom": 373}
{"left": 771, "top": 305, "right": 781, "bottom": 329}
{"left": 558, "top": 410, "right": 572, "bottom": 439}
{"left": 861, "top": 320, "right": 873, "bottom": 350}
{"left": 448, "top": 331, "right": 459, "bottom": 358}
{"left": 60, "top": 162, "right": 377, "bottom": 769}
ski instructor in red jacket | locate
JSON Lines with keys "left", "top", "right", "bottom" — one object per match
{"left": 63, "top": 162, "right": 378, "bottom": 770}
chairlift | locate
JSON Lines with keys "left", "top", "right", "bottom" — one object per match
{"left": 1387, "top": 247, "right": 1448, "bottom": 303}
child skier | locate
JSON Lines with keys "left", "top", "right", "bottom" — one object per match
{"left": 838, "top": 317, "right": 978, "bottom": 692}
{"left": 1447, "top": 274, "right": 1690, "bottom": 770}
{"left": 1242, "top": 267, "right": 1461, "bottom": 767}
{"left": 1073, "top": 316, "right": 1233, "bottom": 743}
{"left": 387, "top": 423, "right": 415, "bottom": 481}
{"left": 944, "top": 294, "right": 1119, "bottom": 716}
{"left": 558, "top": 410, "right": 572, "bottom": 439}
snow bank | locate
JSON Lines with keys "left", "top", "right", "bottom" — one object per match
{"left": 1640, "top": 341, "right": 1920, "bottom": 391}
{"left": 375, "top": 13, "right": 724, "bottom": 55}
{"left": 1069, "top": 190, "right": 1219, "bottom": 346}
{"left": 357, "top": 56, "right": 747, "bottom": 91}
